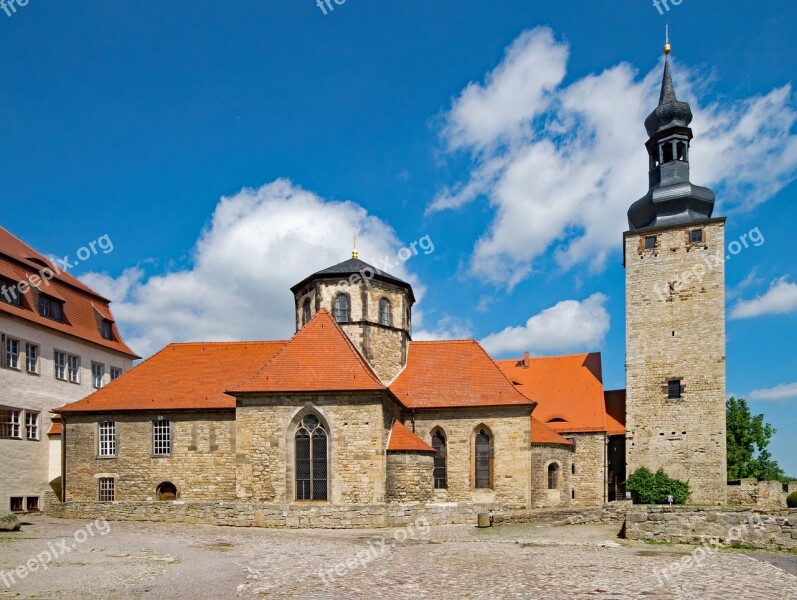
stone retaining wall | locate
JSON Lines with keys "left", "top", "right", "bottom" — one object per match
{"left": 45, "top": 501, "right": 502, "bottom": 529}
{"left": 625, "top": 506, "right": 797, "bottom": 552}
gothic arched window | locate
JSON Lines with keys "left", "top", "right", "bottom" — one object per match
{"left": 378, "top": 298, "right": 391, "bottom": 326}
{"left": 432, "top": 430, "right": 447, "bottom": 489}
{"left": 295, "top": 415, "right": 328, "bottom": 501}
{"left": 474, "top": 428, "right": 492, "bottom": 489}
{"left": 334, "top": 294, "right": 349, "bottom": 323}
{"left": 302, "top": 298, "right": 312, "bottom": 326}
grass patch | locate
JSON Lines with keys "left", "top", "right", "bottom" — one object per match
{"left": 644, "top": 539, "right": 673, "bottom": 546}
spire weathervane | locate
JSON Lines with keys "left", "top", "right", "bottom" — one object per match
{"left": 352, "top": 232, "right": 359, "bottom": 259}
{"left": 664, "top": 24, "right": 671, "bottom": 55}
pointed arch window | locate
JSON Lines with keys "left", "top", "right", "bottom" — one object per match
{"left": 302, "top": 298, "right": 312, "bottom": 326}
{"left": 432, "top": 430, "right": 447, "bottom": 489}
{"left": 334, "top": 294, "right": 349, "bottom": 323}
{"left": 474, "top": 428, "right": 492, "bottom": 489}
{"left": 378, "top": 298, "right": 391, "bottom": 326}
{"left": 295, "top": 415, "right": 328, "bottom": 501}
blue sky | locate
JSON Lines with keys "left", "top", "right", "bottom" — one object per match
{"left": 2, "top": 1, "right": 796, "bottom": 473}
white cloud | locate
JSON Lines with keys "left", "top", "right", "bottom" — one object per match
{"left": 80, "top": 179, "right": 425, "bottom": 357}
{"left": 730, "top": 277, "right": 797, "bottom": 319}
{"left": 479, "top": 293, "right": 610, "bottom": 357}
{"left": 749, "top": 381, "right": 797, "bottom": 402}
{"left": 432, "top": 27, "right": 797, "bottom": 287}
{"left": 414, "top": 315, "right": 473, "bottom": 341}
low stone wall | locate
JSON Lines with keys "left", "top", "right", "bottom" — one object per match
{"left": 625, "top": 506, "right": 797, "bottom": 552}
{"left": 45, "top": 500, "right": 502, "bottom": 529}
{"left": 727, "top": 478, "right": 797, "bottom": 508}
{"left": 494, "top": 501, "right": 631, "bottom": 526}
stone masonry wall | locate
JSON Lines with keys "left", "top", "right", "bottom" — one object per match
{"left": 625, "top": 506, "right": 797, "bottom": 552}
{"left": 568, "top": 432, "right": 606, "bottom": 506}
{"left": 625, "top": 219, "right": 727, "bottom": 505}
{"left": 411, "top": 407, "right": 532, "bottom": 509}
{"left": 235, "top": 393, "right": 397, "bottom": 504}
{"left": 63, "top": 411, "right": 236, "bottom": 502}
{"left": 386, "top": 452, "right": 434, "bottom": 503}
{"left": 45, "top": 500, "right": 502, "bottom": 529}
{"left": 530, "top": 445, "right": 573, "bottom": 508}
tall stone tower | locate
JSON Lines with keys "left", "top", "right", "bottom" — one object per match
{"left": 624, "top": 43, "right": 727, "bottom": 505}
{"left": 290, "top": 248, "right": 415, "bottom": 383}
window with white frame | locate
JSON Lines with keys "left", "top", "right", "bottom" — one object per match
{"left": 92, "top": 363, "right": 104, "bottom": 389}
{"left": 5, "top": 338, "right": 19, "bottom": 369}
{"left": 25, "top": 411, "right": 39, "bottom": 440}
{"left": 38, "top": 295, "right": 63, "bottom": 322}
{"left": 67, "top": 354, "right": 80, "bottom": 383}
{"left": 25, "top": 344, "right": 38, "bottom": 374}
{"left": 0, "top": 409, "right": 21, "bottom": 439}
{"left": 54, "top": 351, "right": 66, "bottom": 380}
{"left": 98, "top": 421, "right": 116, "bottom": 457}
{"left": 152, "top": 419, "right": 171, "bottom": 456}
{"left": 110, "top": 367, "right": 122, "bottom": 381}
{"left": 98, "top": 477, "right": 115, "bottom": 502}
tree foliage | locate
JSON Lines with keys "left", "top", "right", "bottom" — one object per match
{"left": 726, "top": 396, "right": 785, "bottom": 481}
{"left": 626, "top": 467, "right": 691, "bottom": 505}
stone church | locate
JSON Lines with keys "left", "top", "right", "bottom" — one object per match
{"left": 56, "top": 45, "right": 728, "bottom": 515}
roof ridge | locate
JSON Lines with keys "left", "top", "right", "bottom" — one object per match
{"left": 469, "top": 339, "right": 536, "bottom": 406}
{"left": 321, "top": 309, "right": 386, "bottom": 388}
{"left": 168, "top": 340, "right": 289, "bottom": 347}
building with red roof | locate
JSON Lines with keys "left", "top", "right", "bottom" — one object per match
{"left": 0, "top": 226, "right": 138, "bottom": 513}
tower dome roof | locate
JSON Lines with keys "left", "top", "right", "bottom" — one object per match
{"left": 290, "top": 257, "right": 415, "bottom": 303}
{"left": 644, "top": 57, "right": 693, "bottom": 136}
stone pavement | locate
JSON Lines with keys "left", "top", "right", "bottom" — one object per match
{"left": 0, "top": 517, "right": 795, "bottom": 599}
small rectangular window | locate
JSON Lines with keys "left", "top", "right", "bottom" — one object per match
{"left": 5, "top": 338, "right": 19, "bottom": 369}
{"left": 92, "top": 363, "right": 105, "bottom": 389}
{"left": 26, "top": 411, "right": 39, "bottom": 440}
{"left": 644, "top": 236, "right": 657, "bottom": 250}
{"left": 10, "top": 497, "right": 23, "bottom": 512}
{"left": 54, "top": 351, "right": 66, "bottom": 380}
{"left": 668, "top": 379, "right": 682, "bottom": 399}
{"left": 101, "top": 320, "right": 113, "bottom": 340}
{"left": 152, "top": 419, "right": 172, "bottom": 456}
{"left": 25, "top": 344, "right": 38, "bottom": 374}
{"left": 99, "top": 421, "right": 116, "bottom": 457}
{"left": 67, "top": 354, "right": 80, "bottom": 384}
{"left": 26, "top": 497, "right": 39, "bottom": 511}
{"left": 690, "top": 229, "right": 703, "bottom": 243}
{"left": 0, "top": 409, "right": 21, "bottom": 439}
{"left": 110, "top": 367, "right": 123, "bottom": 381}
{"left": 98, "top": 478, "right": 115, "bottom": 502}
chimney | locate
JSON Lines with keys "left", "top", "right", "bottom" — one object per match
{"left": 523, "top": 351, "right": 529, "bottom": 369}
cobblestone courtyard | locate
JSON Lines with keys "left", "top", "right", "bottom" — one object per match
{"left": 1, "top": 517, "right": 796, "bottom": 599}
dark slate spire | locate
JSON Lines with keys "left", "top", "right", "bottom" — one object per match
{"left": 627, "top": 42, "right": 716, "bottom": 231}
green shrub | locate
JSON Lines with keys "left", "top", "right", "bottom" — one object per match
{"left": 626, "top": 467, "right": 691, "bottom": 505}
{"left": 788, "top": 491, "right": 797, "bottom": 508}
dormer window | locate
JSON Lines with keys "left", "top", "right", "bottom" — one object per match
{"left": 38, "top": 295, "right": 63, "bottom": 322}
{"left": 333, "top": 294, "right": 349, "bottom": 323}
{"left": 0, "top": 279, "right": 20, "bottom": 306}
{"left": 101, "top": 320, "right": 114, "bottom": 340}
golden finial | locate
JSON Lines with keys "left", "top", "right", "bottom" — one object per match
{"left": 352, "top": 232, "right": 358, "bottom": 259}
{"left": 663, "top": 24, "right": 671, "bottom": 55}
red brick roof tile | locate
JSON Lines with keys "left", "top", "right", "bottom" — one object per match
{"left": 57, "top": 341, "right": 286, "bottom": 413}
{"left": 387, "top": 420, "right": 436, "bottom": 452}
{"left": 390, "top": 341, "right": 535, "bottom": 409}
{"left": 0, "top": 227, "right": 138, "bottom": 358}
{"left": 233, "top": 309, "right": 385, "bottom": 394}
{"left": 531, "top": 416, "right": 573, "bottom": 446}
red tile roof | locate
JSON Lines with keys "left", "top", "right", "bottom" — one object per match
{"left": 0, "top": 227, "right": 138, "bottom": 358}
{"left": 57, "top": 341, "right": 286, "bottom": 413}
{"left": 47, "top": 414, "right": 62, "bottom": 436}
{"left": 531, "top": 416, "right": 573, "bottom": 446}
{"left": 497, "top": 353, "right": 626, "bottom": 435}
{"left": 390, "top": 341, "right": 535, "bottom": 409}
{"left": 386, "top": 420, "right": 436, "bottom": 453}
{"left": 233, "top": 309, "right": 385, "bottom": 394}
